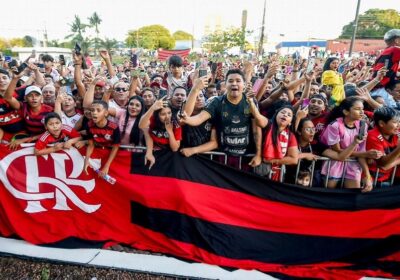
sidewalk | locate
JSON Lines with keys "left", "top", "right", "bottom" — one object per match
{"left": 0, "top": 237, "right": 275, "bottom": 280}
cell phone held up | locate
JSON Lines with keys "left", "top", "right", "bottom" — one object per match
{"left": 130, "top": 53, "right": 138, "bottom": 68}
{"left": 358, "top": 120, "right": 366, "bottom": 141}
{"left": 8, "top": 60, "right": 28, "bottom": 74}
{"left": 306, "top": 58, "right": 316, "bottom": 73}
{"left": 199, "top": 69, "right": 207, "bottom": 78}
{"left": 74, "top": 42, "right": 81, "bottom": 55}
{"left": 74, "top": 43, "right": 88, "bottom": 69}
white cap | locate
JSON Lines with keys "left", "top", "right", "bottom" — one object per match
{"left": 24, "top": 86, "right": 42, "bottom": 96}
{"left": 384, "top": 29, "right": 400, "bottom": 41}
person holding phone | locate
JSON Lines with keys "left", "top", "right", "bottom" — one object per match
{"left": 320, "top": 97, "right": 380, "bottom": 191}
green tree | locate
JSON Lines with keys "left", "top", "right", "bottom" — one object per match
{"left": 340, "top": 9, "right": 400, "bottom": 39}
{"left": 8, "top": 38, "right": 27, "bottom": 47}
{"left": 23, "top": 35, "right": 34, "bottom": 47}
{"left": 126, "top": 25, "right": 175, "bottom": 50}
{"left": 173, "top": 30, "right": 193, "bottom": 41}
{"left": 0, "top": 38, "right": 9, "bottom": 51}
{"left": 203, "top": 27, "right": 252, "bottom": 53}
{"left": 99, "top": 38, "right": 118, "bottom": 55}
{"left": 89, "top": 12, "right": 102, "bottom": 55}
{"left": 66, "top": 15, "right": 89, "bottom": 43}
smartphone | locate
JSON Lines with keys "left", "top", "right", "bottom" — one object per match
{"left": 59, "top": 76, "right": 66, "bottom": 85}
{"left": 306, "top": 58, "right": 315, "bottom": 73}
{"left": 59, "top": 55, "right": 65, "bottom": 65}
{"left": 211, "top": 62, "right": 218, "bottom": 74}
{"left": 301, "top": 98, "right": 310, "bottom": 109}
{"left": 74, "top": 42, "right": 81, "bottom": 55}
{"left": 384, "top": 59, "right": 390, "bottom": 69}
{"left": 178, "top": 101, "right": 186, "bottom": 118}
{"left": 16, "top": 63, "right": 28, "bottom": 74}
{"left": 358, "top": 120, "right": 366, "bottom": 141}
{"left": 199, "top": 69, "right": 207, "bottom": 77}
{"left": 131, "top": 53, "right": 137, "bottom": 68}
{"left": 195, "top": 61, "right": 201, "bottom": 69}
{"left": 8, "top": 59, "right": 18, "bottom": 68}
{"left": 159, "top": 89, "right": 167, "bottom": 99}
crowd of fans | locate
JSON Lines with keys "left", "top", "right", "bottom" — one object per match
{"left": 0, "top": 29, "right": 399, "bottom": 191}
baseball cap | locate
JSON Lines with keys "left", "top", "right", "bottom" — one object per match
{"left": 24, "top": 86, "right": 42, "bottom": 96}
{"left": 96, "top": 81, "right": 105, "bottom": 87}
{"left": 150, "top": 81, "right": 161, "bottom": 88}
{"left": 384, "top": 29, "right": 400, "bottom": 41}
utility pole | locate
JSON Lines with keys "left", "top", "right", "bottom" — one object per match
{"left": 349, "top": 0, "right": 361, "bottom": 57}
{"left": 258, "top": 0, "right": 266, "bottom": 56}
{"left": 241, "top": 10, "right": 247, "bottom": 53}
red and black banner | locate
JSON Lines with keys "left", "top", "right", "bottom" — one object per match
{"left": 0, "top": 146, "right": 400, "bottom": 279}
{"left": 157, "top": 49, "right": 191, "bottom": 61}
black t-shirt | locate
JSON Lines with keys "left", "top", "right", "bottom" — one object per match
{"left": 205, "top": 94, "right": 254, "bottom": 155}
{"left": 182, "top": 120, "right": 212, "bottom": 148}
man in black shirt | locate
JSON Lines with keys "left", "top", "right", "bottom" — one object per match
{"left": 181, "top": 69, "right": 264, "bottom": 167}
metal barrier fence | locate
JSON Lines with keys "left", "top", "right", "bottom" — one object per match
{"left": 21, "top": 144, "right": 396, "bottom": 189}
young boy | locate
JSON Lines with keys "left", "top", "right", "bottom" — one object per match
{"left": 83, "top": 101, "right": 120, "bottom": 178}
{"left": 366, "top": 107, "right": 400, "bottom": 187}
{"left": 34, "top": 112, "right": 81, "bottom": 156}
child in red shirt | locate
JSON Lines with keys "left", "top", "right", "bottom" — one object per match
{"left": 34, "top": 112, "right": 81, "bottom": 156}
{"left": 83, "top": 101, "right": 120, "bottom": 178}
{"left": 139, "top": 97, "right": 181, "bottom": 169}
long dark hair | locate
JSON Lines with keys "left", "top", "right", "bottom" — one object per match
{"left": 325, "top": 96, "right": 362, "bottom": 125}
{"left": 153, "top": 103, "right": 174, "bottom": 130}
{"left": 322, "top": 57, "right": 339, "bottom": 72}
{"left": 121, "top": 96, "right": 145, "bottom": 145}
{"left": 270, "top": 105, "right": 295, "bottom": 147}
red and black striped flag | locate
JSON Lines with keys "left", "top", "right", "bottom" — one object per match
{"left": 129, "top": 150, "right": 400, "bottom": 279}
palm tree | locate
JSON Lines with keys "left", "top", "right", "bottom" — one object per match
{"left": 89, "top": 12, "right": 102, "bottom": 55}
{"left": 99, "top": 38, "right": 118, "bottom": 60}
{"left": 66, "top": 15, "right": 88, "bottom": 43}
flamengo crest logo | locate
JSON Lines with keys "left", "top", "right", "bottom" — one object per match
{"left": 0, "top": 147, "right": 100, "bottom": 213}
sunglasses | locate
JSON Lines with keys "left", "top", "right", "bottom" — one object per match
{"left": 114, "top": 87, "right": 128, "bottom": 92}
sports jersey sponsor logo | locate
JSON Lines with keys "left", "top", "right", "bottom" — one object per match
{"left": 225, "top": 136, "right": 248, "bottom": 146}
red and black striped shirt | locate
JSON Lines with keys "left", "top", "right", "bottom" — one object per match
{"left": 22, "top": 102, "right": 53, "bottom": 135}
{"left": 87, "top": 120, "right": 121, "bottom": 147}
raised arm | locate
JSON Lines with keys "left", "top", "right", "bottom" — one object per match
{"left": 255, "top": 63, "right": 279, "bottom": 101}
{"left": 138, "top": 96, "right": 166, "bottom": 129}
{"left": 4, "top": 70, "right": 24, "bottom": 110}
{"left": 72, "top": 52, "right": 86, "bottom": 98}
{"left": 99, "top": 49, "right": 116, "bottom": 79}
{"left": 184, "top": 76, "right": 208, "bottom": 116}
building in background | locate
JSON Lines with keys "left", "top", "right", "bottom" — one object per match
{"left": 326, "top": 39, "right": 386, "bottom": 55}
{"left": 11, "top": 47, "right": 72, "bottom": 63}
{"left": 275, "top": 41, "right": 327, "bottom": 56}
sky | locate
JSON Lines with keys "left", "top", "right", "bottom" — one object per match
{"left": 0, "top": 0, "right": 398, "bottom": 45}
